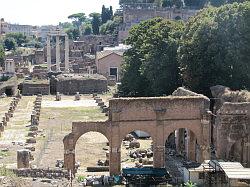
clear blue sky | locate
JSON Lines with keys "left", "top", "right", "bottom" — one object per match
{"left": 0, "top": 0, "right": 120, "bottom": 26}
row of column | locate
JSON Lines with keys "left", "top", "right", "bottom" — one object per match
{"left": 47, "top": 35, "right": 69, "bottom": 73}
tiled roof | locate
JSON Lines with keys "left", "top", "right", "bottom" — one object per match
{"left": 96, "top": 51, "right": 123, "bottom": 60}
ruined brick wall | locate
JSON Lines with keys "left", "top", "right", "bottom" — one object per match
{"left": 54, "top": 74, "right": 107, "bottom": 95}
{"left": 22, "top": 83, "right": 50, "bottom": 95}
{"left": 216, "top": 102, "right": 250, "bottom": 166}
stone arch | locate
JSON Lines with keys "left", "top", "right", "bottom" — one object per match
{"left": 75, "top": 131, "right": 109, "bottom": 172}
{"left": 165, "top": 128, "right": 199, "bottom": 162}
{"left": 120, "top": 129, "right": 154, "bottom": 169}
{"left": 118, "top": 121, "right": 157, "bottom": 144}
{"left": 163, "top": 120, "right": 203, "bottom": 147}
{"left": 63, "top": 121, "right": 110, "bottom": 174}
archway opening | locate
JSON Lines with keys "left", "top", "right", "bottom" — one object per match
{"left": 165, "top": 128, "right": 201, "bottom": 181}
{"left": 75, "top": 131, "right": 109, "bottom": 176}
{"left": 121, "top": 130, "right": 153, "bottom": 169}
{"left": 5, "top": 87, "right": 13, "bottom": 96}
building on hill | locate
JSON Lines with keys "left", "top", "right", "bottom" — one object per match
{"left": 0, "top": 18, "right": 36, "bottom": 37}
{"left": 118, "top": 3, "right": 199, "bottom": 41}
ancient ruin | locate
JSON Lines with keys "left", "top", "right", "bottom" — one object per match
{"left": 50, "top": 74, "right": 108, "bottom": 95}
{"left": 64, "top": 94, "right": 211, "bottom": 175}
{"left": 47, "top": 29, "right": 69, "bottom": 73}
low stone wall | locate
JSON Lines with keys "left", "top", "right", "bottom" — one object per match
{"left": 54, "top": 74, "right": 107, "bottom": 95}
{"left": 22, "top": 83, "right": 50, "bottom": 95}
{"left": 13, "top": 168, "right": 69, "bottom": 179}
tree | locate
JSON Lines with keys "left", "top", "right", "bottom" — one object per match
{"left": 184, "top": 0, "right": 207, "bottom": 8}
{"left": 120, "top": 18, "right": 184, "bottom": 96}
{"left": 83, "top": 23, "right": 92, "bottom": 35}
{"left": 0, "top": 44, "right": 5, "bottom": 67}
{"left": 162, "top": 0, "right": 174, "bottom": 7}
{"left": 101, "top": 5, "right": 113, "bottom": 24}
{"left": 4, "top": 37, "right": 16, "bottom": 51}
{"left": 179, "top": 2, "right": 250, "bottom": 95}
{"left": 89, "top": 13, "right": 101, "bottom": 35}
{"left": 68, "top": 13, "right": 86, "bottom": 29}
{"left": 66, "top": 28, "right": 80, "bottom": 40}
{"left": 5, "top": 33, "right": 28, "bottom": 47}
{"left": 99, "top": 16, "right": 122, "bottom": 36}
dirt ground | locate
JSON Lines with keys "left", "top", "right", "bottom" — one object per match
{"left": 0, "top": 96, "right": 36, "bottom": 168}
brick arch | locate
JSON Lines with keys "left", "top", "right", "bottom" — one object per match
{"left": 163, "top": 120, "right": 203, "bottom": 146}
{"left": 71, "top": 121, "right": 111, "bottom": 146}
{"left": 118, "top": 121, "right": 157, "bottom": 144}
{"left": 64, "top": 96, "right": 211, "bottom": 175}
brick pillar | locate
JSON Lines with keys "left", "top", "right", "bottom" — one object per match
{"left": 153, "top": 145, "right": 165, "bottom": 168}
{"left": 200, "top": 115, "right": 211, "bottom": 162}
{"left": 64, "top": 150, "right": 75, "bottom": 173}
{"left": 109, "top": 122, "right": 121, "bottom": 175}
{"left": 109, "top": 148, "right": 121, "bottom": 175}
{"left": 176, "top": 128, "right": 185, "bottom": 155}
{"left": 187, "top": 130, "right": 196, "bottom": 161}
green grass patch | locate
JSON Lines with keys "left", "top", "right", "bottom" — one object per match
{"left": 0, "top": 166, "right": 16, "bottom": 177}
{"left": 0, "top": 150, "right": 11, "bottom": 157}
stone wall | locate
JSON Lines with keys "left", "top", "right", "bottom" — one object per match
{"left": 13, "top": 168, "right": 69, "bottom": 179}
{"left": 53, "top": 74, "right": 107, "bottom": 95}
{"left": 216, "top": 102, "right": 250, "bottom": 167}
{"left": 22, "top": 81, "right": 50, "bottom": 95}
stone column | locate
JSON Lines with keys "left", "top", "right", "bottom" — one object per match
{"left": 56, "top": 35, "right": 61, "bottom": 72}
{"left": 64, "top": 35, "right": 69, "bottom": 73}
{"left": 47, "top": 36, "right": 51, "bottom": 72}
{"left": 187, "top": 130, "right": 196, "bottom": 161}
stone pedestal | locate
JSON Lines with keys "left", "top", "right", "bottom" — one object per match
{"left": 75, "top": 92, "right": 80, "bottom": 101}
{"left": 56, "top": 92, "right": 62, "bottom": 101}
{"left": 17, "top": 149, "right": 30, "bottom": 169}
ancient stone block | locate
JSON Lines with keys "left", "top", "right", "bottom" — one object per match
{"left": 17, "top": 149, "right": 30, "bottom": 169}
{"left": 26, "top": 138, "right": 36, "bottom": 144}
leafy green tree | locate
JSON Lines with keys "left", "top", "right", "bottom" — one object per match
{"left": 5, "top": 33, "right": 28, "bottom": 47}
{"left": 179, "top": 2, "right": 250, "bottom": 95}
{"left": 83, "top": 23, "right": 92, "bottom": 35}
{"left": 210, "top": 0, "right": 226, "bottom": 6}
{"left": 68, "top": 13, "right": 86, "bottom": 29}
{"left": 120, "top": 18, "right": 184, "bottom": 96}
{"left": 162, "top": 0, "right": 174, "bottom": 7}
{"left": 89, "top": 13, "right": 101, "bottom": 35}
{"left": 0, "top": 44, "right": 5, "bottom": 67}
{"left": 184, "top": 0, "right": 207, "bottom": 8}
{"left": 101, "top": 5, "right": 113, "bottom": 24}
{"left": 66, "top": 28, "right": 80, "bottom": 40}
{"left": 100, "top": 16, "right": 122, "bottom": 36}
{"left": 174, "top": 0, "right": 183, "bottom": 8}
{"left": 4, "top": 37, "right": 16, "bottom": 51}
